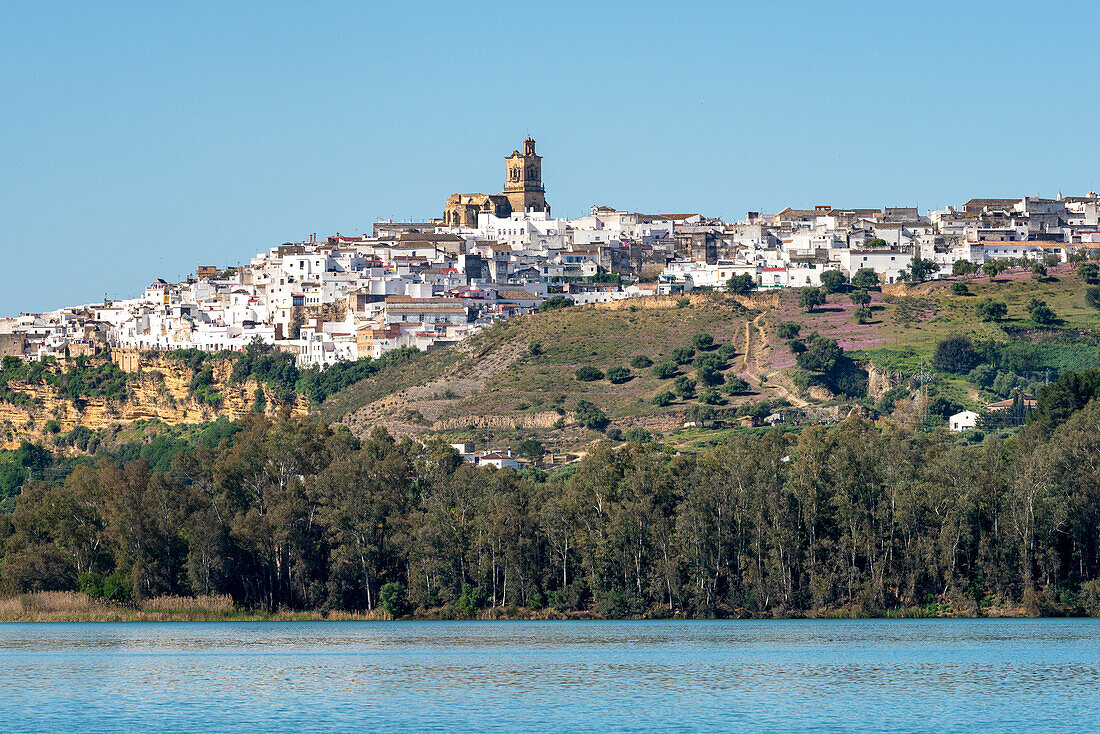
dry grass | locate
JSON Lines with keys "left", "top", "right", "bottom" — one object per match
{"left": 0, "top": 592, "right": 394, "bottom": 622}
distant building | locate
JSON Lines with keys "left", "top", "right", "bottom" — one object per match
{"left": 444, "top": 138, "right": 550, "bottom": 227}
{"left": 950, "top": 410, "right": 980, "bottom": 431}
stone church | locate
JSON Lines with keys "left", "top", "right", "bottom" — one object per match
{"left": 444, "top": 138, "right": 550, "bottom": 228}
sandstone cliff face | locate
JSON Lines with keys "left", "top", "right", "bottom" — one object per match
{"left": 0, "top": 355, "right": 307, "bottom": 450}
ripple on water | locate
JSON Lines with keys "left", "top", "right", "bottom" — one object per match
{"left": 0, "top": 619, "right": 1098, "bottom": 732}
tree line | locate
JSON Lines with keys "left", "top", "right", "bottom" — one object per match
{"left": 2, "top": 378, "right": 1100, "bottom": 618}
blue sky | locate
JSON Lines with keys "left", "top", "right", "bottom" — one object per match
{"left": 2, "top": 1, "right": 1097, "bottom": 316}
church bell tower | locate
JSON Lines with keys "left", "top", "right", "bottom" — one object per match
{"left": 503, "top": 137, "right": 549, "bottom": 215}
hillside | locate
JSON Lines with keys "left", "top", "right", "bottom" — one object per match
{"left": 4, "top": 260, "right": 1098, "bottom": 459}
{"left": 324, "top": 261, "right": 1100, "bottom": 454}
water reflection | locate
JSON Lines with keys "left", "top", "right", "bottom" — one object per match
{"left": 0, "top": 620, "right": 1098, "bottom": 732}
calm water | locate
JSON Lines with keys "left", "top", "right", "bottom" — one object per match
{"left": 0, "top": 619, "right": 1098, "bottom": 732}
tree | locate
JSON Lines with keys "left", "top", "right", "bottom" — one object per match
{"left": 652, "top": 361, "right": 678, "bottom": 379}
{"left": 776, "top": 322, "right": 801, "bottom": 339}
{"left": 623, "top": 427, "right": 652, "bottom": 443}
{"left": 673, "top": 376, "right": 697, "bottom": 400}
{"left": 516, "top": 439, "right": 545, "bottom": 460}
{"left": 539, "top": 295, "right": 574, "bottom": 312}
{"left": 606, "top": 367, "right": 631, "bottom": 384}
{"left": 1027, "top": 297, "right": 1056, "bottom": 326}
{"left": 975, "top": 297, "right": 1007, "bottom": 322}
{"left": 854, "top": 306, "right": 873, "bottom": 324}
{"left": 699, "top": 387, "right": 722, "bottom": 405}
{"left": 379, "top": 581, "right": 408, "bottom": 617}
{"left": 864, "top": 238, "right": 888, "bottom": 249}
{"left": 691, "top": 333, "right": 715, "bottom": 351}
{"left": 574, "top": 400, "right": 608, "bottom": 431}
{"left": 951, "top": 282, "right": 969, "bottom": 296}
{"left": 932, "top": 335, "right": 980, "bottom": 374}
{"left": 952, "top": 260, "right": 977, "bottom": 277}
{"left": 575, "top": 366, "right": 604, "bottom": 382}
{"left": 850, "top": 289, "right": 871, "bottom": 306}
{"left": 798, "top": 287, "right": 826, "bottom": 312}
{"left": 686, "top": 404, "right": 716, "bottom": 427}
{"left": 727, "top": 273, "right": 756, "bottom": 294}
{"left": 671, "top": 346, "right": 696, "bottom": 364}
{"left": 850, "top": 268, "right": 880, "bottom": 290}
{"left": 927, "top": 396, "right": 963, "bottom": 421}
{"left": 1085, "top": 286, "right": 1100, "bottom": 311}
{"left": 724, "top": 376, "right": 750, "bottom": 395}
{"left": 983, "top": 261, "right": 1002, "bottom": 280}
{"left": 1031, "top": 261, "right": 1047, "bottom": 280}
{"left": 651, "top": 391, "right": 675, "bottom": 406}
{"left": 906, "top": 257, "right": 940, "bottom": 283}
{"left": 1078, "top": 262, "right": 1099, "bottom": 284}
{"left": 795, "top": 333, "right": 842, "bottom": 373}
{"left": 820, "top": 270, "right": 848, "bottom": 293}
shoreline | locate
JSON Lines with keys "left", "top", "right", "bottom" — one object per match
{"left": 2, "top": 592, "right": 1089, "bottom": 623}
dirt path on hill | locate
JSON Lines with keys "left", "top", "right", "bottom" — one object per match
{"left": 340, "top": 340, "right": 529, "bottom": 438}
{"left": 738, "top": 311, "right": 810, "bottom": 409}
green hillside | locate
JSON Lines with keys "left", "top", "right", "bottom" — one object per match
{"left": 323, "top": 260, "right": 1100, "bottom": 454}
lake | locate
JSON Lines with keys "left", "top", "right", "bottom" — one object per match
{"left": 1, "top": 619, "right": 1098, "bottom": 732}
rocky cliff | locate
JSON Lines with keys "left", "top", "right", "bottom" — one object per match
{"left": 0, "top": 353, "right": 308, "bottom": 450}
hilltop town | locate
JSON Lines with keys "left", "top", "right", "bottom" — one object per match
{"left": 3, "top": 137, "right": 1099, "bottom": 367}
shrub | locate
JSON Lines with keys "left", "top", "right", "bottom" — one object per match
{"left": 1027, "top": 297, "right": 1057, "bottom": 326}
{"left": 776, "top": 322, "right": 801, "bottom": 340}
{"left": 798, "top": 287, "right": 826, "bottom": 312}
{"left": 716, "top": 343, "right": 737, "bottom": 361}
{"left": 516, "top": 439, "right": 545, "bottom": 459}
{"left": 529, "top": 341, "right": 543, "bottom": 356}
{"left": 671, "top": 346, "right": 696, "bottom": 364}
{"left": 933, "top": 335, "right": 980, "bottom": 374}
{"left": 623, "top": 427, "right": 652, "bottom": 443}
{"left": 691, "top": 333, "right": 715, "bottom": 351}
{"left": 854, "top": 306, "right": 873, "bottom": 324}
{"left": 699, "top": 387, "right": 722, "bottom": 405}
{"left": 1086, "top": 286, "right": 1100, "bottom": 311}
{"left": 1078, "top": 262, "right": 1099, "bottom": 283}
{"left": 651, "top": 391, "right": 675, "bottom": 407}
{"left": 575, "top": 366, "right": 604, "bottom": 382}
{"left": 455, "top": 582, "right": 480, "bottom": 617}
{"left": 975, "top": 297, "right": 1007, "bottom": 322}
{"left": 951, "top": 282, "right": 969, "bottom": 296}
{"left": 696, "top": 365, "right": 724, "bottom": 386}
{"left": 574, "top": 400, "right": 608, "bottom": 431}
{"left": 820, "top": 270, "right": 848, "bottom": 293}
{"left": 968, "top": 364, "right": 997, "bottom": 388}
{"left": 673, "top": 375, "right": 697, "bottom": 399}
{"left": 630, "top": 355, "right": 653, "bottom": 369}
{"left": 379, "top": 582, "right": 408, "bottom": 617}
{"left": 724, "top": 376, "right": 750, "bottom": 394}
{"left": 605, "top": 428, "right": 623, "bottom": 441}
{"left": 686, "top": 404, "right": 716, "bottom": 427}
{"left": 652, "top": 361, "right": 678, "bottom": 379}
{"left": 539, "top": 295, "right": 574, "bottom": 312}
{"left": 606, "top": 366, "right": 631, "bottom": 384}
